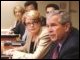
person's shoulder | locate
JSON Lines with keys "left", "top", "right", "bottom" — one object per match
{"left": 63, "top": 27, "right": 79, "bottom": 48}
{"left": 71, "top": 28, "right": 79, "bottom": 44}
{"left": 69, "top": 27, "right": 79, "bottom": 42}
{"left": 59, "top": 28, "right": 79, "bottom": 59}
{"left": 39, "top": 27, "right": 48, "bottom": 38}
{"left": 41, "top": 27, "right": 48, "bottom": 34}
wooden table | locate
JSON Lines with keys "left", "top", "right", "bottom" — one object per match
{"left": 1, "top": 34, "right": 22, "bottom": 53}
{"left": 1, "top": 41, "right": 23, "bottom": 52}
{"left": 1, "top": 54, "right": 12, "bottom": 59}
{"left": 1, "top": 41, "right": 24, "bottom": 59}
{"left": 1, "top": 34, "right": 20, "bottom": 42}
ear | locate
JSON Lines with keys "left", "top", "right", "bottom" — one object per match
{"left": 64, "top": 23, "right": 71, "bottom": 32}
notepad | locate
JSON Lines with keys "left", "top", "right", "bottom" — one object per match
{"left": 11, "top": 42, "right": 22, "bottom": 46}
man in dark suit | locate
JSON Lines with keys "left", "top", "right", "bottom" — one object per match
{"left": 45, "top": 10, "right": 79, "bottom": 59}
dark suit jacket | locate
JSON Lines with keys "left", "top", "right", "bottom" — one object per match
{"left": 11, "top": 21, "right": 25, "bottom": 39}
{"left": 40, "top": 16, "right": 46, "bottom": 26}
{"left": 44, "top": 27, "right": 79, "bottom": 59}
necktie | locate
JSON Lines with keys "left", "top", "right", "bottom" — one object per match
{"left": 52, "top": 44, "right": 59, "bottom": 59}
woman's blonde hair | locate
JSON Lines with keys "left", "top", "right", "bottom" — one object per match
{"left": 25, "top": 10, "right": 40, "bottom": 19}
{"left": 23, "top": 10, "right": 41, "bottom": 25}
{"left": 13, "top": 5, "right": 25, "bottom": 15}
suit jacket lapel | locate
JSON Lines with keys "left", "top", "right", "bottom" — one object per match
{"left": 33, "top": 29, "right": 42, "bottom": 51}
{"left": 33, "top": 35, "right": 39, "bottom": 52}
{"left": 25, "top": 33, "right": 33, "bottom": 53}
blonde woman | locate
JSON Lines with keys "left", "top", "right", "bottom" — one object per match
{"left": 3, "top": 10, "right": 52, "bottom": 59}
{"left": 11, "top": 5, "right": 25, "bottom": 39}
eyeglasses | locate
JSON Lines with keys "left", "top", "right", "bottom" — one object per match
{"left": 25, "top": 20, "right": 40, "bottom": 27}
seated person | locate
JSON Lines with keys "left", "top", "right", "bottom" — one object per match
{"left": 3, "top": 10, "right": 52, "bottom": 59}
{"left": 10, "top": 5, "right": 25, "bottom": 40}
{"left": 45, "top": 10, "right": 79, "bottom": 59}
{"left": 24, "top": 1, "right": 46, "bottom": 26}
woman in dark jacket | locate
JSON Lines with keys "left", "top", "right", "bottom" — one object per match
{"left": 11, "top": 6, "right": 25, "bottom": 39}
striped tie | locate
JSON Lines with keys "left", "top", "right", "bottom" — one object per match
{"left": 52, "top": 44, "right": 59, "bottom": 59}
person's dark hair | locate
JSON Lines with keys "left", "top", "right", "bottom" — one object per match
{"left": 45, "top": 4, "right": 59, "bottom": 10}
{"left": 24, "top": 1, "right": 38, "bottom": 10}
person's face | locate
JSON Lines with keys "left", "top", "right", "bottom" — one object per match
{"left": 46, "top": 15, "right": 67, "bottom": 42}
{"left": 25, "top": 4, "right": 35, "bottom": 12}
{"left": 46, "top": 7, "right": 55, "bottom": 14}
{"left": 14, "top": 9, "right": 22, "bottom": 20}
{"left": 25, "top": 16, "right": 40, "bottom": 35}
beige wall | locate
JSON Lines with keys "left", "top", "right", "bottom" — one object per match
{"left": 1, "top": 1, "right": 26, "bottom": 29}
{"left": 1, "top": 1, "right": 79, "bottom": 29}
{"left": 69, "top": 1, "right": 79, "bottom": 30}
